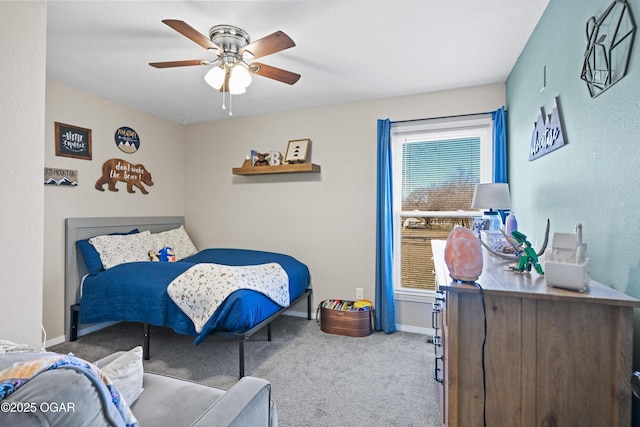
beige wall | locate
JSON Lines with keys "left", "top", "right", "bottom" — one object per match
{"left": 184, "top": 84, "right": 506, "bottom": 331}
{"left": 0, "top": 1, "right": 46, "bottom": 349}
{"left": 35, "top": 78, "right": 503, "bottom": 342}
{"left": 43, "top": 81, "right": 186, "bottom": 341}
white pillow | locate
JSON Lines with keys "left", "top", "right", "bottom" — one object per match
{"left": 89, "top": 230, "right": 154, "bottom": 269}
{"left": 152, "top": 226, "right": 197, "bottom": 260}
{"left": 101, "top": 346, "right": 144, "bottom": 405}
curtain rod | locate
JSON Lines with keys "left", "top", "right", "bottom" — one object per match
{"left": 391, "top": 110, "right": 496, "bottom": 124}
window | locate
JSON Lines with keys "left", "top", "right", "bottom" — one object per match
{"left": 391, "top": 116, "right": 493, "bottom": 301}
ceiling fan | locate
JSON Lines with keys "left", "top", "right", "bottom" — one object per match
{"left": 149, "top": 19, "right": 301, "bottom": 94}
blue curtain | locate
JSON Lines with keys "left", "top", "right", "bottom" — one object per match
{"left": 375, "top": 119, "right": 396, "bottom": 333}
{"left": 492, "top": 106, "right": 507, "bottom": 183}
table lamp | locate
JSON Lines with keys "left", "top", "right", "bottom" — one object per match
{"left": 471, "top": 183, "right": 512, "bottom": 230}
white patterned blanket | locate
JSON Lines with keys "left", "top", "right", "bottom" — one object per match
{"left": 167, "top": 263, "right": 290, "bottom": 333}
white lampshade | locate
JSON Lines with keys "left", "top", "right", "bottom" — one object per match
{"left": 231, "top": 65, "right": 252, "bottom": 88}
{"left": 471, "top": 183, "right": 512, "bottom": 210}
{"left": 228, "top": 77, "right": 247, "bottom": 94}
{"left": 204, "top": 66, "right": 225, "bottom": 90}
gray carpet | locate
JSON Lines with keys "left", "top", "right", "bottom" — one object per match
{"left": 49, "top": 316, "right": 441, "bottom": 426}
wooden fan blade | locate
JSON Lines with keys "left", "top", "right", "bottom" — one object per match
{"left": 149, "top": 59, "right": 210, "bottom": 68}
{"left": 241, "top": 31, "right": 295, "bottom": 59}
{"left": 250, "top": 62, "right": 301, "bottom": 85}
{"left": 162, "top": 19, "right": 218, "bottom": 51}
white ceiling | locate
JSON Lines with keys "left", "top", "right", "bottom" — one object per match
{"left": 46, "top": 0, "right": 550, "bottom": 124}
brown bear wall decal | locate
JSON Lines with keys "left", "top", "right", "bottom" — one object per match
{"left": 95, "top": 158, "right": 154, "bottom": 194}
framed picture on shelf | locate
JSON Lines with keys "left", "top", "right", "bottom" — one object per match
{"left": 55, "top": 122, "right": 92, "bottom": 160}
{"left": 285, "top": 138, "right": 310, "bottom": 163}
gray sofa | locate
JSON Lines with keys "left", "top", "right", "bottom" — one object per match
{"left": 0, "top": 350, "right": 275, "bottom": 426}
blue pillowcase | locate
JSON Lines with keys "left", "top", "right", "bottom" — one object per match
{"left": 77, "top": 229, "right": 139, "bottom": 274}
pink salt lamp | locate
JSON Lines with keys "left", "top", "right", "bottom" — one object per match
{"left": 444, "top": 226, "right": 483, "bottom": 282}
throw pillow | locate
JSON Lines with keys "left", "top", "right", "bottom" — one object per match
{"left": 101, "top": 346, "right": 144, "bottom": 405}
{"left": 152, "top": 225, "right": 198, "bottom": 260}
{"left": 77, "top": 229, "right": 139, "bottom": 274}
{"left": 89, "top": 230, "right": 153, "bottom": 269}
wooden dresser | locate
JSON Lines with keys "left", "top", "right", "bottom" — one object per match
{"left": 431, "top": 240, "right": 640, "bottom": 427}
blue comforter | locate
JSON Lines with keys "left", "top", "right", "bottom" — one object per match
{"left": 80, "top": 248, "right": 310, "bottom": 344}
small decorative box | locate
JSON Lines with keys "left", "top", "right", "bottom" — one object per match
{"left": 481, "top": 230, "right": 506, "bottom": 252}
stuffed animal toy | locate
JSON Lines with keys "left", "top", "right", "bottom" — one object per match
{"left": 158, "top": 246, "right": 176, "bottom": 262}
{"left": 254, "top": 152, "right": 270, "bottom": 166}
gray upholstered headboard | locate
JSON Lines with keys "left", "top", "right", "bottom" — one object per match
{"left": 64, "top": 216, "right": 185, "bottom": 341}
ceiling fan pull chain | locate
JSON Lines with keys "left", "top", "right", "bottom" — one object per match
{"left": 229, "top": 92, "right": 233, "bottom": 116}
{"left": 221, "top": 80, "right": 226, "bottom": 111}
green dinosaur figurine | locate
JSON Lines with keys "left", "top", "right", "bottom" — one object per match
{"left": 510, "top": 230, "right": 544, "bottom": 275}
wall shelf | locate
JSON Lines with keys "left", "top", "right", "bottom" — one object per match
{"left": 232, "top": 161, "right": 321, "bottom": 176}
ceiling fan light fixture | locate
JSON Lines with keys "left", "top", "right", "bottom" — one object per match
{"left": 232, "top": 64, "right": 252, "bottom": 88}
{"left": 152, "top": 19, "right": 300, "bottom": 115}
{"left": 229, "top": 82, "right": 247, "bottom": 95}
{"left": 204, "top": 66, "right": 225, "bottom": 89}
{"left": 229, "top": 71, "right": 248, "bottom": 94}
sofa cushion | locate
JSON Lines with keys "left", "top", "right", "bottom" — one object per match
{"left": 0, "top": 352, "right": 129, "bottom": 427}
{"left": 100, "top": 346, "right": 144, "bottom": 405}
{"left": 131, "top": 372, "right": 224, "bottom": 426}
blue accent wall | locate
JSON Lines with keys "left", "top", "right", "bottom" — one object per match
{"left": 506, "top": 0, "right": 640, "bottom": 366}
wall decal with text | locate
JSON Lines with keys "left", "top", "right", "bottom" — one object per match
{"left": 95, "top": 158, "right": 154, "bottom": 194}
{"left": 529, "top": 97, "right": 567, "bottom": 161}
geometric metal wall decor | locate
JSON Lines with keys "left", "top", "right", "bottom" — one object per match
{"left": 580, "top": 0, "right": 636, "bottom": 98}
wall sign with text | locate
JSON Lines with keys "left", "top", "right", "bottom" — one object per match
{"left": 95, "top": 158, "right": 154, "bottom": 195}
{"left": 115, "top": 126, "right": 140, "bottom": 154}
{"left": 55, "top": 122, "right": 92, "bottom": 160}
{"left": 529, "top": 97, "right": 567, "bottom": 161}
{"left": 44, "top": 167, "right": 78, "bottom": 186}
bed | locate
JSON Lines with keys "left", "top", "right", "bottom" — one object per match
{"left": 64, "top": 216, "right": 312, "bottom": 378}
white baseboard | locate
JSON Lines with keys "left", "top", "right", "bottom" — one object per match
{"left": 285, "top": 310, "right": 432, "bottom": 336}
{"left": 45, "top": 335, "right": 66, "bottom": 348}
{"left": 77, "top": 321, "right": 119, "bottom": 337}
{"left": 284, "top": 309, "right": 316, "bottom": 319}
{"left": 45, "top": 321, "right": 119, "bottom": 349}
{"left": 46, "top": 314, "right": 431, "bottom": 348}
{"left": 395, "top": 324, "right": 433, "bottom": 336}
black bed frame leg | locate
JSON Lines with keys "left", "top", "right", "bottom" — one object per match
{"left": 70, "top": 304, "right": 80, "bottom": 342}
{"left": 143, "top": 323, "right": 150, "bottom": 360}
{"left": 239, "top": 339, "right": 245, "bottom": 379}
{"left": 267, "top": 323, "right": 272, "bottom": 341}
{"left": 307, "top": 290, "right": 312, "bottom": 320}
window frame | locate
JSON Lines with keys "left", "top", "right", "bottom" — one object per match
{"left": 391, "top": 116, "right": 494, "bottom": 302}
